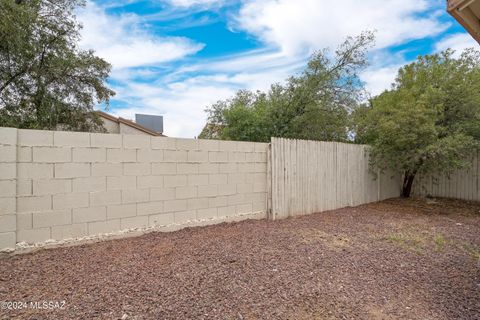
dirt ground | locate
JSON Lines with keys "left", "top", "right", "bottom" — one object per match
{"left": 0, "top": 198, "right": 479, "bottom": 320}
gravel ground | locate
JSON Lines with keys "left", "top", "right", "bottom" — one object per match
{"left": 1, "top": 197, "right": 479, "bottom": 320}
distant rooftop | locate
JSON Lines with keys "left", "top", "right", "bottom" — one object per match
{"left": 96, "top": 111, "right": 165, "bottom": 136}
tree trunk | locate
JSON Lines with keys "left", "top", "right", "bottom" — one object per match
{"left": 401, "top": 171, "right": 416, "bottom": 198}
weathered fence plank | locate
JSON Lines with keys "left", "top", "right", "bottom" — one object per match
{"left": 412, "top": 151, "right": 480, "bottom": 201}
{"left": 270, "top": 138, "right": 401, "bottom": 219}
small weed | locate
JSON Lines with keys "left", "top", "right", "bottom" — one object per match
{"left": 385, "top": 232, "right": 425, "bottom": 254}
{"left": 434, "top": 234, "right": 446, "bottom": 251}
{"left": 461, "top": 243, "right": 480, "bottom": 261}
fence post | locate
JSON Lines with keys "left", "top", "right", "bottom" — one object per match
{"left": 266, "top": 142, "right": 273, "bottom": 220}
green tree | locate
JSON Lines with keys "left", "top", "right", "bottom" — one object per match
{"left": 200, "top": 32, "right": 375, "bottom": 142}
{"left": 0, "top": 0, "right": 114, "bottom": 131}
{"left": 356, "top": 49, "right": 480, "bottom": 197}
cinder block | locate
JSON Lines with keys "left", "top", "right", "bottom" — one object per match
{"left": 90, "top": 133, "right": 122, "bottom": 148}
{"left": 88, "top": 219, "right": 120, "bottom": 235}
{"left": 0, "top": 215, "right": 16, "bottom": 232}
{"left": 91, "top": 163, "right": 122, "bottom": 177}
{"left": 18, "top": 163, "right": 53, "bottom": 179}
{"left": 253, "top": 201, "right": 266, "bottom": 212}
{"left": 245, "top": 153, "right": 256, "bottom": 162}
{"left": 218, "top": 140, "right": 237, "bottom": 152}
{"left": 123, "top": 135, "right": 150, "bottom": 149}
{"left": 17, "top": 180, "right": 32, "bottom": 196}
{"left": 137, "top": 149, "right": 163, "bottom": 162}
{"left": 0, "top": 197, "right": 15, "bottom": 215}
{"left": 175, "top": 138, "right": 198, "bottom": 150}
{"left": 137, "top": 175, "right": 164, "bottom": 189}
{"left": 55, "top": 163, "right": 90, "bottom": 178}
{"left": 122, "top": 189, "right": 149, "bottom": 204}
{"left": 209, "top": 151, "right": 228, "bottom": 163}
{"left": 151, "top": 137, "right": 176, "bottom": 150}
{"left": 0, "top": 127, "right": 17, "bottom": 145}
{"left": 0, "top": 180, "right": 16, "bottom": 197}
{"left": 123, "top": 163, "right": 151, "bottom": 176}
{"left": 33, "top": 179, "right": 71, "bottom": 195}
{"left": 0, "top": 145, "right": 16, "bottom": 162}
{"left": 120, "top": 216, "right": 148, "bottom": 229}
{"left": 51, "top": 223, "right": 87, "bottom": 240}
{"left": 217, "top": 205, "right": 236, "bottom": 218}
{"left": 73, "top": 147, "right": 106, "bottom": 162}
{"left": 33, "top": 209, "right": 71, "bottom": 228}
{"left": 175, "top": 186, "right": 197, "bottom": 199}
{"left": 54, "top": 131, "right": 90, "bottom": 147}
{"left": 0, "top": 163, "right": 18, "bottom": 179}
{"left": 17, "top": 146, "right": 32, "bottom": 162}
{"left": 228, "top": 194, "right": 245, "bottom": 206}
{"left": 187, "top": 174, "right": 209, "bottom": 186}
{"left": 245, "top": 172, "right": 267, "bottom": 183}
{"left": 228, "top": 173, "right": 245, "bottom": 184}
{"left": 177, "top": 163, "right": 198, "bottom": 174}
{"left": 106, "top": 203, "right": 136, "bottom": 219}
{"left": 228, "top": 152, "right": 246, "bottom": 162}
{"left": 148, "top": 213, "right": 174, "bottom": 226}
{"left": 209, "top": 196, "right": 228, "bottom": 208}
{"left": 90, "top": 190, "right": 121, "bottom": 206}
{"left": 53, "top": 192, "right": 89, "bottom": 210}
{"left": 107, "top": 176, "right": 137, "bottom": 190}
{"left": 254, "top": 162, "right": 267, "bottom": 173}
{"left": 0, "top": 232, "right": 16, "bottom": 250}
{"left": 199, "top": 163, "right": 219, "bottom": 174}
{"left": 198, "top": 139, "right": 219, "bottom": 151}
{"left": 254, "top": 143, "right": 268, "bottom": 152}
{"left": 187, "top": 197, "right": 209, "bottom": 210}
{"left": 197, "top": 208, "right": 217, "bottom": 220}
{"left": 219, "top": 163, "right": 237, "bottom": 173}
{"left": 137, "top": 201, "right": 164, "bottom": 216}
{"left": 150, "top": 188, "right": 175, "bottom": 201}
{"left": 198, "top": 185, "right": 218, "bottom": 197}
{"left": 254, "top": 152, "right": 267, "bottom": 162}
{"left": 209, "top": 174, "right": 227, "bottom": 185}
{"left": 164, "top": 199, "right": 187, "bottom": 212}
{"left": 164, "top": 175, "right": 187, "bottom": 188}
{"left": 17, "top": 213, "right": 32, "bottom": 229}
{"left": 106, "top": 148, "right": 136, "bottom": 163}
{"left": 237, "top": 141, "right": 255, "bottom": 152}
{"left": 72, "top": 206, "right": 106, "bottom": 223}
{"left": 17, "top": 228, "right": 51, "bottom": 243}
{"left": 238, "top": 163, "right": 255, "bottom": 173}
{"left": 164, "top": 150, "right": 187, "bottom": 162}
{"left": 236, "top": 203, "right": 253, "bottom": 214}
{"left": 152, "top": 163, "right": 176, "bottom": 175}
{"left": 72, "top": 177, "right": 106, "bottom": 193}
{"left": 254, "top": 181, "right": 267, "bottom": 193}
{"left": 174, "top": 210, "right": 196, "bottom": 223}
{"left": 237, "top": 183, "right": 254, "bottom": 194}
{"left": 187, "top": 151, "right": 208, "bottom": 162}
{"left": 17, "top": 195, "right": 52, "bottom": 213}
{"left": 18, "top": 129, "right": 53, "bottom": 146}
{"left": 245, "top": 192, "right": 267, "bottom": 203}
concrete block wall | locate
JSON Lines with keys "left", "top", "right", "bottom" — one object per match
{"left": 0, "top": 128, "right": 268, "bottom": 250}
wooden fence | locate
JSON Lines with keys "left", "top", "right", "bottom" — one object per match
{"left": 269, "top": 138, "right": 401, "bottom": 219}
{"left": 412, "top": 151, "right": 480, "bottom": 201}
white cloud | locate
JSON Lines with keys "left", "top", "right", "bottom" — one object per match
{"left": 166, "top": 0, "right": 224, "bottom": 8}
{"left": 77, "top": 1, "right": 204, "bottom": 69}
{"left": 235, "top": 0, "right": 448, "bottom": 55}
{"left": 361, "top": 65, "right": 400, "bottom": 97}
{"left": 435, "top": 33, "right": 478, "bottom": 56}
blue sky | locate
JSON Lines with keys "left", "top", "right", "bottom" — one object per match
{"left": 77, "top": 0, "right": 478, "bottom": 138}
